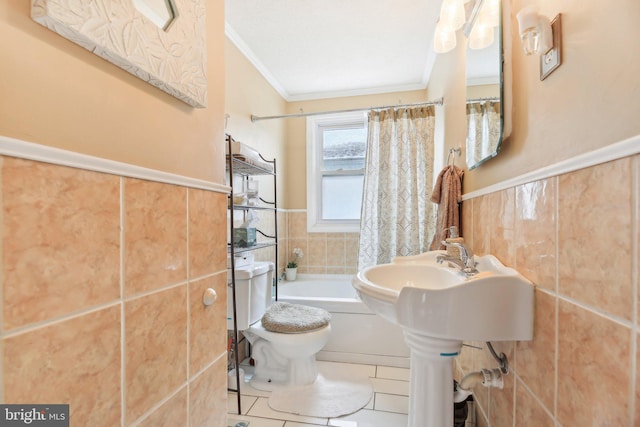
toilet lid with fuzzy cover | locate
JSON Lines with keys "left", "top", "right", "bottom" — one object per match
{"left": 261, "top": 302, "right": 331, "bottom": 333}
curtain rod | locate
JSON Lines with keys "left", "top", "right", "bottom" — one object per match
{"left": 466, "top": 96, "right": 500, "bottom": 103}
{"left": 250, "top": 97, "right": 444, "bottom": 122}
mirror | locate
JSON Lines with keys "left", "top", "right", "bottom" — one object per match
{"left": 464, "top": 0, "right": 503, "bottom": 170}
{"left": 133, "top": 0, "right": 178, "bottom": 30}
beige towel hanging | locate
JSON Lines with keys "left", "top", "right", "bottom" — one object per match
{"left": 429, "top": 165, "right": 464, "bottom": 250}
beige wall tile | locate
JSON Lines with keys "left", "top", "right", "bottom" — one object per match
{"left": 636, "top": 155, "right": 640, "bottom": 329}
{"left": 125, "top": 286, "right": 188, "bottom": 423}
{"left": 515, "top": 289, "right": 556, "bottom": 412}
{"left": 459, "top": 155, "right": 638, "bottom": 426}
{"left": 636, "top": 332, "right": 640, "bottom": 427}
{"left": 515, "top": 179, "right": 557, "bottom": 290}
{"left": 287, "top": 238, "right": 308, "bottom": 270}
{"left": 472, "top": 194, "right": 490, "bottom": 256}
{"left": 283, "top": 211, "right": 360, "bottom": 273}
{"left": 476, "top": 405, "right": 489, "bottom": 427}
{"left": 189, "top": 189, "right": 227, "bottom": 278}
{"left": 345, "top": 234, "right": 360, "bottom": 272}
{"left": 288, "top": 211, "right": 308, "bottom": 239}
{"left": 490, "top": 187, "right": 515, "bottom": 267}
{"left": 558, "top": 158, "right": 633, "bottom": 320}
{"left": 2, "top": 158, "right": 120, "bottom": 330}
{"left": 4, "top": 306, "right": 121, "bottom": 426}
{"left": 557, "top": 300, "right": 631, "bottom": 426}
{"left": 327, "top": 237, "right": 346, "bottom": 268}
{"left": 327, "top": 232, "right": 346, "bottom": 239}
{"left": 189, "top": 357, "right": 227, "bottom": 427}
{"left": 473, "top": 374, "right": 489, "bottom": 420}
{"left": 277, "top": 241, "right": 287, "bottom": 274}
{"left": 308, "top": 234, "right": 327, "bottom": 268}
{"left": 455, "top": 345, "right": 476, "bottom": 379}
{"left": 490, "top": 371, "right": 514, "bottom": 427}
{"left": 461, "top": 199, "right": 473, "bottom": 247}
{"left": 189, "top": 273, "right": 227, "bottom": 375}
{"left": 277, "top": 213, "right": 288, "bottom": 272}
{"left": 136, "top": 388, "right": 188, "bottom": 427}
{"left": 1, "top": 157, "right": 227, "bottom": 427}
{"left": 514, "top": 379, "right": 555, "bottom": 427}
{"left": 124, "top": 178, "right": 187, "bottom": 296}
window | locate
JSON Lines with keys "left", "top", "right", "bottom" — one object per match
{"left": 306, "top": 112, "right": 367, "bottom": 232}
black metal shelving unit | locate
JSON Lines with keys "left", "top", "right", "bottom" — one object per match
{"left": 226, "top": 134, "right": 278, "bottom": 415}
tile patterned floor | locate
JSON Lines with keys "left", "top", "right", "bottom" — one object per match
{"left": 227, "top": 360, "right": 410, "bottom": 427}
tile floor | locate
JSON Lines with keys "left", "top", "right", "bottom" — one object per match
{"left": 227, "top": 360, "right": 410, "bottom": 427}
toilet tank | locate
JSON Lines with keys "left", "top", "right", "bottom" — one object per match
{"left": 227, "top": 261, "right": 274, "bottom": 330}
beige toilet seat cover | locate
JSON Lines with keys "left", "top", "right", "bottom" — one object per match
{"left": 261, "top": 302, "right": 331, "bottom": 333}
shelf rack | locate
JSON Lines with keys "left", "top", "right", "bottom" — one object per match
{"left": 226, "top": 134, "right": 278, "bottom": 415}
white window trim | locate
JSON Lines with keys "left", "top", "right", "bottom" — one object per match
{"left": 306, "top": 111, "right": 367, "bottom": 233}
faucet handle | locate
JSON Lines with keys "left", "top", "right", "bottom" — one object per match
{"left": 442, "top": 240, "right": 468, "bottom": 257}
{"left": 438, "top": 241, "right": 478, "bottom": 276}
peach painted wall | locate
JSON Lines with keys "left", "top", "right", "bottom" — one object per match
{"left": 224, "top": 39, "right": 287, "bottom": 208}
{"left": 0, "top": 0, "right": 230, "bottom": 425}
{"left": 457, "top": 154, "right": 639, "bottom": 426}
{"left": 461, "top": 0, "right": 640, "bottom": 192}
{"left": 1, "top": 157, "right": 229, "bottom": 426}
{"left": 0, "top": 1, "right": 226, "bottom": 183}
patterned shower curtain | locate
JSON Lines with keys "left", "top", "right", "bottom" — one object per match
{"left": 465, "top": 100, "right": 501, "bottom": 166}
{"left": 357, "top": 106, "right": 437, "bottom": 271}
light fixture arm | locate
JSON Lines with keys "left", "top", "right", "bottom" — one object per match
{"left": 463, "top": 0, "right": 485, "bottom": 37}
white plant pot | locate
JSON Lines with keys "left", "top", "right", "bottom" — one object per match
{"left": 285, "top": 267, "right": 297, "bottom": 281}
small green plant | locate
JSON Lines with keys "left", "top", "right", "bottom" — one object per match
{"left": 287, "top": 247, "right": 304, "bottom": 268}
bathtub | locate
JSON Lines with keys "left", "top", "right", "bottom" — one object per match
{"left": 277, "top": 274, "right": 410, "bottom": 368}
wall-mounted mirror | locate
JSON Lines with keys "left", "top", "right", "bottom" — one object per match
{"left": 464, "top": 0, "right": 503, "bottom": 170}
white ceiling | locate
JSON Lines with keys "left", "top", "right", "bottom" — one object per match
{"left": 225, "top": 0, "right": 445, "bottom": 101}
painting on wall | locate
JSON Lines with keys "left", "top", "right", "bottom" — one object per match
{"left": 31, "top": 0, "right": 207, "bottom": 108}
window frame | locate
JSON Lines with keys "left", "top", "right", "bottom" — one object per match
{"left": 306, "top": 111, "right": 367, "bottom": 233}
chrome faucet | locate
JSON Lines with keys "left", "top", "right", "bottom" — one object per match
{"left": 436, "top": 241, "right": 478, "bottom": 276}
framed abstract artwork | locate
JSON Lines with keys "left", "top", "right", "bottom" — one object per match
{"left": 31, "top": 0, "right": 207, "bottom": 108}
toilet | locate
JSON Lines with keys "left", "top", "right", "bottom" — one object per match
{"left": 228, "top": 260, "right": 331, "bottom": 389}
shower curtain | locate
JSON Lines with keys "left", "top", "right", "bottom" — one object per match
{"left": 357, "top": 106, "right": 437, "bottom": 271}
{"left": 466, "top": 100, "right": 501, "bottom": 166}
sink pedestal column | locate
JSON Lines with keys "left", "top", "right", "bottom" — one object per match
{"left": 404, "top": 331, "right": 462, "bottom": 427}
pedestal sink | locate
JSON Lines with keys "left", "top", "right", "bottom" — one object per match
{"left": 352, "top": 250, "right": 534, "bottom": 427}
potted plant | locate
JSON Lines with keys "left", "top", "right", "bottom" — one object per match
{"left": 285, "top": 247, "right": 303, "bottom": 281}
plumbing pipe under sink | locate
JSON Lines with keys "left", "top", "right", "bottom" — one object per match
{"left": 454, "top": 368, "right": 504, "bottom": 403}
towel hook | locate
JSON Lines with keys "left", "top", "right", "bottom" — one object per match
{"left": 447, "top": 146, "right": 461, "bottom": 167}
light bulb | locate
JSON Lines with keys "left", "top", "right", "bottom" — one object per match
{"left": 479, "top": 0, "right": 500, "bottom": 28}
{"left": 516, "top": 6, "right": 553, "bottom": 55}
{"left": 439, "top": 0, "right": 465, "bottom": 31}
{"left": 433, "top": 21, "right": 457, "bottom": 53}
{"left": 520, "top": 27, "right": 541, "bottom": 55}
{"left": 469, "top": 24, "right": 494, "bottom": 50}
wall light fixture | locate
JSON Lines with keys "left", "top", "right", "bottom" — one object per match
{"left": 434, "top": 0, "right": 463, "bottom": 53}
{"left": 433, "top": 20, "right": 458, "bottom": 54}
{"left": 516, "top": 6, "right": 562, "bottom": 80}
{"left": 438, "top": 0, "right": 501, "bottom": 54}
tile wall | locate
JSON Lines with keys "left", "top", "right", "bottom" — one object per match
{"left": 279, "top": 211, "right": 360, "bottom": 276}
{"left": 456, "top": 155, "right": 639, "bottom": 426}
{"left": 1, "top": 156, "right": 229, "bottom": 426}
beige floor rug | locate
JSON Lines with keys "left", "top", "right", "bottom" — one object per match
{"left": 267, "top": 363, "right": 373, "bottom": 418}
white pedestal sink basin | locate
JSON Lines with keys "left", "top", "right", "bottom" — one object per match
{"left": 353, "top": 250, "right": 534, "bottom": 427}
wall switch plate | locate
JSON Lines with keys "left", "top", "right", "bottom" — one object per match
{"left": 540, "top": 14, "right": 562, "bottom": 80}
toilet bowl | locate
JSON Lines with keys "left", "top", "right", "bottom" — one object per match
{"left": 244, "top": 318, "right": 331, "bottom": 388}
{"left": 227, "top": 260, "right": 332, "bottom": 388}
